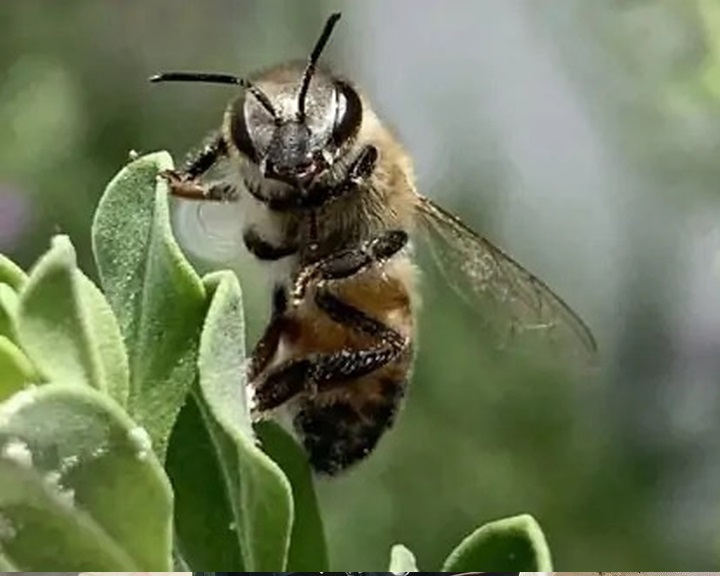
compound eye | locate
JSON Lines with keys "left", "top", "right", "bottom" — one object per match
{"left": 332, "top": 80, "right": 362, "bottom": 147}
{"left": 229, "top": 97, "right": 259, "bottom": 163}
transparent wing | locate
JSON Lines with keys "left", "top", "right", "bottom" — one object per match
{"left": 415, "top": 195, "right": 598, "bottom": 364}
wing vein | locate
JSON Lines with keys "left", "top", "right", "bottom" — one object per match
{"left": 414, "top": 194, "right": 598, "bottom": 364}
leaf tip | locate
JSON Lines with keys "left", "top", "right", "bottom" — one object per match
{"left": 441, "top": 512, "right": 552, "bottom": 572}
{"left": 96, "top": 150, "right": 175, "bottom": 214}
{"left": 389, "top": 543, "right": 419, "bottom": 572}
{"left": 123, "top": 149, "right": 175, "bottom": 176}
{"left": 49, "top": 235, "right": 77, "bottom": 261}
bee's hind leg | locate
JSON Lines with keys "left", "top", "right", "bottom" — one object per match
{"left": 251, "top": 287, "right": 408, "bottom": 413}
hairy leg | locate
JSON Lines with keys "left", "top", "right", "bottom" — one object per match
{"left": 160, "top": 132, "right": 231, "bottom": 200}
{"left": 251, "top": 287, "right": 407, "bottom": 413}
{"left": 300, "top": 144, "right": 379, "bottom": 209}
{"left": 292, "top": 228, "right": 408, "bottom": 303}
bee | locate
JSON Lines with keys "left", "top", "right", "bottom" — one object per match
{"left": 150, "top": 13, "right": 598, "bottom": 474}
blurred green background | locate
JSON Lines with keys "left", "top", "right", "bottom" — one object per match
{"left": 2, "top": 0, "right": 720, "bottom": 569}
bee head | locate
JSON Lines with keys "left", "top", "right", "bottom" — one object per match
{"left": 151, "top": 12, "right": 363, "bottom": 188}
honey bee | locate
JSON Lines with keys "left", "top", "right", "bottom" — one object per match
{"left": 151, "top": 13, "right": 597, "bottom": 474}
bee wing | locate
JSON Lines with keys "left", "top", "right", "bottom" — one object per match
{"left": 415, "top": 195, "right": 598, "bottom": 364}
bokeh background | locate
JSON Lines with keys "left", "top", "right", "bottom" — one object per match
{"left": 2, "top": 0, "right": 720, "bottom": 569}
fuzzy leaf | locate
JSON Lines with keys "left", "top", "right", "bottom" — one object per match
{"left": 0, "top": 383, "right": 173, "bottom": 570}
{"left": 257, "top": 421, "right": 328, "bottom": 571}
{"left": 16, "top": 237, "right": 107, "bottom": 392}
{"left": 441, "top": 514, "right": 552, "bottom": 572}
{"left": 75, "top": 271, "right": 129, "bottom": 407}
{"left": 389, "top": 543, "right": 419, "bottom": 572}
{"left": 172, "top": 546, "right": 191, "bottom": 571}
{"left": 0, "top": 336, "right": 37, "bottom": 402}
{"left": 0, "top": 383, "right": 172, "bottom": 571}
{"left": 0, "top": 284, "right": 19, "bottom": 342}
{"left": 0, "top": 458, "right": 136, "bottom": 571}
{"left": 0, "top": 254, "right": 27, "bottom": 291}
{"left": 194, "top": 271, "right": 293, "bottom": 571}
{"left": 92, "top": 151, "right": 206, "bottom": 460}
{"left": 166, "top": 392, "right": 242, "bottom": 570}
{"left": 0, "top": 548, "right": 18, "bottom": 570}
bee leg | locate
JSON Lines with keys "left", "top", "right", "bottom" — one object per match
{"left": 252, "top": 287, "right": 407, "bottom": 413}
{"left": 159, "top": 132, "right": 230, "bottom": 200}
{"left": 346, "top": 144, "right": 379, "bottom": 184}
{"left": 161, "top": 176, "right": 239, "bottom": 202}
{"left": 252, "top": 230, "right": 407, "bottom": 413}
{"left": 247, "top": 286, "right": 289, "bottom": 382}
{"left": 301, "top": 145, "right": 378, "bottom": 209}
{"left": 292, "top": 229, "right": 408, "bottom": 303}
{"left": 182, "top": 131, "right": 228, "bottom": 179}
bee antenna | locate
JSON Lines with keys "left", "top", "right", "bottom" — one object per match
{"left": 297, "top": 12, "right": 342, "bottom": 122}
{"left": 150, "top": 72, "right": 278, "bottom": 120}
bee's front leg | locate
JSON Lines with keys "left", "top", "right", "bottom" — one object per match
{"left": 159, "top": 132, "right": 234, "bottom": 201}
{"left": 302, "top": 144, "right": 378, "bottom": 209}
{"left": 292, "top": 229, "right": 408, "bottom": 303}
{"left": 161, "top": 175, "right": 239, "bottom": 202}
{"left": 347, "top": 144, "right": 379, "bottom": 183}
{"left": 182, "top": 131, "right": 228, "bottom": 179}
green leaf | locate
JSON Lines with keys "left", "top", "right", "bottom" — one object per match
{"left": 92, "top": 151, "right": 206, "bottom": 460}
{"left": 16, "top": 236, "right": 107, "bottom": 392}
{"left": 0, "top": 458, "right": 135, "bottom": 571}
{"left": 0, "top": 254, "right": 27, "bottom": 291}
{"left": 257, "top": 421, "right": 328, "bottom": 571}
{"left": 0, "top": 284, "right": 19, "bottom": 342}
{"left": 0, "top": 383, "right": 173, "bottom": 570}
{"left": 75, "top": 271, "right": 129, "bottom": 407}
{"left": 199, "top": 271, "right": 254, "bottom": 438}
{"left": 195, "top": 271, "right": 293, "bottom": 571}
{"left": 0, "top": 336, "right": 37, "bottom": 402}
{"left": 0, "top": 547, "right": 18, "bottom": 570}
{"left": 441, "top": 514, "right": 553, "bottom": 572}
{"left": 172, "top": 545, "right": 190, "bottom": 571}
{"left": 14, "top": 237, "right": 128, "bottom": 406}
{"left": 167, "top": 392, "right": 242, "bottom": 570}
{"left": 389, "top": 543, "right": 419, "bottom": 572}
